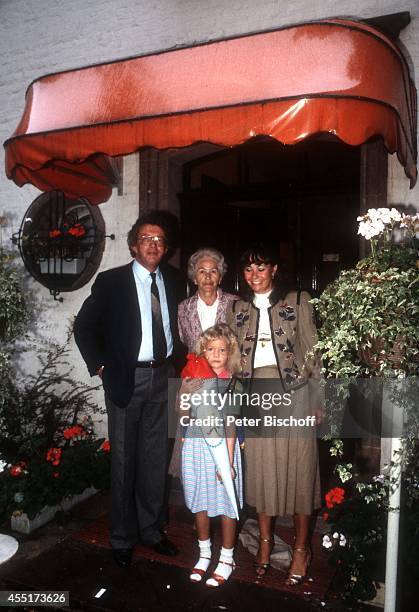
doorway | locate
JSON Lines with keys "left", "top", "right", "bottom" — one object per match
{"left": 179, "top": 136, "right": 360, "bottom": 296}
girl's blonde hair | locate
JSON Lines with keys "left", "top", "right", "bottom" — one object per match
{"left": 195, "top": 323, "right": 241, "bottom": 376}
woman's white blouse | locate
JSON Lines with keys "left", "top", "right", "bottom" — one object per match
{"left": 253, "top": 291, "right": 277, "bottom": 369}
{"left": 197, "top": 294, "right": 219, "bottom": 332}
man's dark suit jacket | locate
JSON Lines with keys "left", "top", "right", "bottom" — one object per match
{"left": 74, "top": 261, "right": 186, "bottom": 408}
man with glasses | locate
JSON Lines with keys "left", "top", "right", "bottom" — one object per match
{"left": 74, "top": 210, "right": 185, "bottom": 567}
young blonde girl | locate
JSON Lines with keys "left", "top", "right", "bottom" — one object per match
{"left": 181, "top": 323, "right": 243, "bottom": 587}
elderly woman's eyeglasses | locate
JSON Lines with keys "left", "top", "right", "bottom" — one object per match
{"left": 137, "top": 235, "right": 166, "bottom": 245}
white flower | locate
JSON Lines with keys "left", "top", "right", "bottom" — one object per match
{"left": 332, "top": 532, "right": 339, "bottom": 539}
{"left": 373, "top": 207, "right": 400, "bottom": 224}
{"left": 389, "top": 208, "right": 402, "bottom": 223}
{"left": 368, "top": 207, "right": 401, "bottom": 224}
{"left": 373, "top": 474, "right": 385, "bottom": 484}
{"left": 357, "top": 207, "right": 402, "bottom": 240}
{"left": 322, "top": 534, "right": 333, "bottom": 549}
{"left": 339, "top": 534, "right": 347, "bottom": 547}
{"left": 357, "top": 219, "right": 385, "bottom": 240}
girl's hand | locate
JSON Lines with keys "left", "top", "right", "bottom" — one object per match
{"left": 215, "top": 467, "right": 236, "bottom": 482}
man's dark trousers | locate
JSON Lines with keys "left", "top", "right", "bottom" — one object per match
{"left": 106, "top": 362, "right": 174, "bottom": 549}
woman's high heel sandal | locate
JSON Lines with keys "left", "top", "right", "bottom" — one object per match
{"left": 285, "top": 546, "right": 312, "bottom": 586}
{"left": 254, "top": 537, "right": 273, "bottom": 578}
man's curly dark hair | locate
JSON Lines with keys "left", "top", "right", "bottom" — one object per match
{"left": 127, "top": 210, "right": 178, "bottom": 257}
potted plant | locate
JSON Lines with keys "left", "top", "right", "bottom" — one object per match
{"left": 312, "top": 208, "right": 418, "bottom": 379}
{"left": 311, "top": 208, "right": 419, "bottom": 604}
{"left": 40, "top": 221, "right": 88, "bottom": 274}
{"left": 0, "top": 331, "right": 110, "bottom": 531}
{"left": 0, "top": 247, "right": 109, "bottom": 530}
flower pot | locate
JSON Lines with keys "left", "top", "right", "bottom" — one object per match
{"left": 358, "top": 335, "right": 405, "bottom": 371}
{"left": 39, "top": 258, "right": 85, "bottom": 275}
{"left": 0, "top": 534, "right": 19, "bottom": 564}
{"left": 360, "top": 581, "right": 385, "bottom": 608}
{"left": 10, "top": 486, "right": 97, "bottom": 534}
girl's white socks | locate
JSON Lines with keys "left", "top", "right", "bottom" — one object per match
{"left": 190, "top": 538, "right": 212, "bottom": 582}
{"left": 206, "top": 546, "right": 235, "bottom": 586}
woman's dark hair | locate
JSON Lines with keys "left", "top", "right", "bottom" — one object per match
{"left": 239, "top": 243, "right": 287, "bottom": 304}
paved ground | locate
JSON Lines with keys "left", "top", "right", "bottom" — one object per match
{"left": 0, "top": 490, "right": 375, "bottom": 612}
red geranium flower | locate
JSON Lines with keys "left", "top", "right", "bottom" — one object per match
{"left": 53, "top": 472, "right": 60, "bottom": 478}
{"left": 10, "top": 461, "right": 27, "bottom": 477}
{"left": 325, "top": 487, "right": 345, "bottom": 509}
{"left": 67, "top": 224, "right": 86, "bottom": 238}
{"left": 100, "top": 440, "right": 111, "bottom": 453}
{"left": 63, "top": 425, "right": 84, "bottom": 440}
{"left": 46, "top": 447, "right": 62, "bottom": 466}
{"left": 323, "top": 512, "right": 329, "bottom": 521}
{"left": 49, "top": 229, "right": 62, "bottom": 238}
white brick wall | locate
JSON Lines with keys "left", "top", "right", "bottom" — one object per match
{"left": 0, "top": 0, "right": 417, "bottom": 433}
{"left": 1, "top": 0, "right": 417, "bottom": 212}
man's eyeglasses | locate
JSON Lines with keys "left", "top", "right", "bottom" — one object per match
{"left": 137, "top": 235, "right": 166, "bottom": 245}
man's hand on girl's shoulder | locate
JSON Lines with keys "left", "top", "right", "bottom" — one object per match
{"left": 180, "top": 377, "right": 203, "bottom": 394}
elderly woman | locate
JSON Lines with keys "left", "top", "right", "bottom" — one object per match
{"left": 178, "top": 248, "right": 238, "bottom": 351}
{"left": 169, "top": 248, "right": 238, "bottom": 478}
{"left": 226, "top": 244, "right": 322, "bottom": 585}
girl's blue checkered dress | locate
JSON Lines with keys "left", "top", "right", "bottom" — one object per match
{"left": 181, "top": 377, "right": 243, "bottom": 519}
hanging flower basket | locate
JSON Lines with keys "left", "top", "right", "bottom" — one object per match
{"left": 312, "top": 209, "right": 419, "bottom": 378}
{"left": 358, "top": 334, "right": 406, "bottom": 371}
{"left": 13, "top": 191, "right": 106, "bottom": 297}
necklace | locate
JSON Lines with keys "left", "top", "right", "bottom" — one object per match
{"left": 200, "top": 419, "right": 226, "bottom": 447}
{"left": 202, "top": 431, "right": 225, "bottom": 448}
{"left": 259, "top": 334, "right": 271, "bottom": 348}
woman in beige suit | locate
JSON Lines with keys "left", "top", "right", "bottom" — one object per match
{"left": 227, "top": 244, "right": 322, "bottom": 585}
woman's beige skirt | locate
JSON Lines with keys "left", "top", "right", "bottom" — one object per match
{"left": 244, "top": 366, "right": 321, "bottom": 516}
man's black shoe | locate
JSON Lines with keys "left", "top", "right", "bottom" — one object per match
{"left": 147, "top": 536, "right": 178, "bottom": 556}
{"left": 112, "top": 548, "right": 133, "bottom": 568}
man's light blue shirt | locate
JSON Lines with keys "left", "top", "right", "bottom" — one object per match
{"left": 132, "top": 260, "right": 173, "bottom": 361}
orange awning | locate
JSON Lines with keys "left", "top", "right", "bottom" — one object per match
{"left": 4, "top": 18, "right": 417, "bottom": 204}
